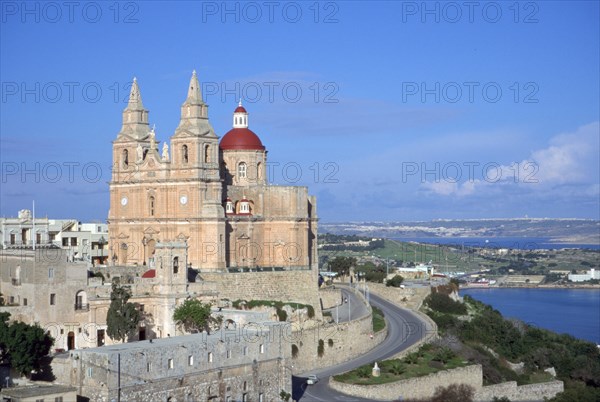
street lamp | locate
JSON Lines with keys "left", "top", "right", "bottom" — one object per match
{"left": 98, "top": 236, "right": 106, "bottom": 265}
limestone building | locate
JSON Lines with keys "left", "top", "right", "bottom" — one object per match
{"left": 108, "top": 72, "right": 318, "bottom": 275}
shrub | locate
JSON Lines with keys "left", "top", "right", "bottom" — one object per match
{"left": 387, "top": 361, "right": 406, "bottom": 375}
{"left": 424, "top": 292, "right": 467, "bottom": 315}
{"left": 433, "top": 347, "right": 456, "bottom": 364}
{"left": 357, "top": 366, "right": 371, "bottom": 378}
{"left": 431, "top": 384, "right": 474, "bottom": 402}
{"left": 318, "top": 339, "right": 325, "bottom": 357}
{"left": 404, "top": 352, "right": 420, "bottom": 365}
{"left": 386, "top": 275, "right": 404, "bottom": 287}
{"left": 365, "top": 270, "right": 386, "bottom": 283}
{"left": 276, "top": 308, "right": 287, "bottom": 322}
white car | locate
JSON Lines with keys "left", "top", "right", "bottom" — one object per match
{"left": 306, "top": 374, "right": 319, "bottom": 385}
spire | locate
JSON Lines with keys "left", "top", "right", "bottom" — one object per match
{"left": 126, "top": 77, "right": 145, "bottom": 110}
{"left": 174, "top": 70, "right": 216, "bottom": 138}
{"left": 118, "top": 77, "right": 149, "bottom": 140}
{"left": 185, "top": 70, "right": 202, "bottom": 104}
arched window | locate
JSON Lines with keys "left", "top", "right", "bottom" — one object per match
{"left": 238, "top": 162, "right": 247, "bottom": 179}
{"left": 173, "top": 256, "right": 179, "bottom": 274}
{"left": 149, "top": 196, "right": 155, "bottom": 216}
{"left": 182, "top": 145, "right": 188, "bottom": 164}
{"left": 257, "top": 162, "right": 262, "bottom": 180}
{"left": 204, "top": 145, "right": 210, "bottom": 163}
{"left": 75, "top": 290, "right": 87, "bottom": 310}
{"left": 122, "top": 149, "right": 129, "bottom": 167}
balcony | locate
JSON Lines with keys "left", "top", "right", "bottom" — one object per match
{"left": 74, "top": 303, "right": 89, "bottom": 311}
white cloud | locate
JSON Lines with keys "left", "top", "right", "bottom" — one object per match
{"left": 529, "top": 122, "right": 599, "bottom": 185}
{"left": 420, "top": 122, "right": 600, "bottom": 197}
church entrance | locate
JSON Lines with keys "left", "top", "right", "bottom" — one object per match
{"left": 67, "top": 332, "right": 75, "bottom": 350}
{"left": 97, "top": 329, "right": 105, "bottom": 346}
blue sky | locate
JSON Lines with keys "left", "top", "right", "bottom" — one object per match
{"left": 1, "top": 1, "right": 599, "bottom": 222}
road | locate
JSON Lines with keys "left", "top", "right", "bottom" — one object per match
{"left": 323, "top": 287, "right": 370, "bottom": 323}
{"left": 293, "top": 287, "right": 434, "bottom": 401}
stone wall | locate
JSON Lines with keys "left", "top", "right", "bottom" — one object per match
{"left": 319, "top": 287, "right": 342, "bottom": 309}
{"left": 330, "top": 364, "right": 483, "bottom": 400}
{"left": 54, "top": 325, "right": 290, "bottom": 402}
{"left": 200, "top": 270, "right": 321, "bottom": 319}
{"left": 367, "top": 283, "right": 431, "bottom": 310}
{"left": 291, "top": 287, "right": 386, "bottom": 373}
{"left": 475, "top": 381, "right": 564, "bottom": 402}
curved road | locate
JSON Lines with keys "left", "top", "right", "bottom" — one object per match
{"left": 294, "top": 288, "right": 434, "bottom": 401}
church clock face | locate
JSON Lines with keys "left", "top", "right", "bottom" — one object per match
{"left": 180, "top": 195, "right": 188, "bottom": 205}
{"left": 121, "top": 196, "right": 128, "bottom": 206}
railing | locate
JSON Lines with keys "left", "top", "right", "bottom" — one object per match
{"left": 74, "top": 303, "right": 90, "bottom": 311}
{"left": 225, "top": 266, "right": 311, "bottom": 273}
{"left": 3, "top": 240, "right": 60, "bottom": 248}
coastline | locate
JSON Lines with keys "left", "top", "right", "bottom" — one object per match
{"left": 461, "top": 284, "right": 600, "bottom": 290}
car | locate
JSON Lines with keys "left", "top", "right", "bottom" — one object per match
{"left": 306, "top": 374, "right": 319, "bottom": 385}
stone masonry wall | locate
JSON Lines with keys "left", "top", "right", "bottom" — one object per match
{"left": 200, "top": 270, "right": 322, "bottom": 319}
{"left": 329, "top": 364, "right": 483, "bottom": 400}
{"left": 475, "top": 381, "right": 564, "bottom": 402}
{"left": 319, "top": 287, "right": 342, "bottom": 309}
{"left": 367, "top": 283, "right": 431, "bottom": 310}
{"left": 291, "top": 287, "right": 387, "bottom": 373}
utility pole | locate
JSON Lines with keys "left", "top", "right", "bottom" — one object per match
{"left": 348, "top": 295, "right": 351, "bottom": 321}
{"left": 117, "top": 353, "right": 121, "bottom": 402}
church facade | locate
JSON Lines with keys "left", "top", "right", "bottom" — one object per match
{"left": 108, "top": 72, "right": 318, "bottom": 273}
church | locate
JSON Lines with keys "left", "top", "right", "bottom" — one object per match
{"left": 108, "top": 71, "right": 318, "bottom": 273}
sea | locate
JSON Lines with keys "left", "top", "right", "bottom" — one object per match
{"left": 460, "top": 288, "right": 600, "bottom": 345}
{"left": 392, "top": 236, "right": 600, "bottom": 250}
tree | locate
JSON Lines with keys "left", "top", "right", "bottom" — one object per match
{"left": 173, "top": 299, "right": 220, "bottom": 334}
{"left": 106, "top": 279, "right": 140, "bottom": 342}
{"left": 328, "top": 256, "right": 356, "bottom": 277}
{"left": 0, "top": 313, "right": 54, "bottom": 377}
{"left": 386, "top": 275, "right": 404, "bottom": 287}
{"left": 279, "top": 390, "right": 291, "bottom": 401}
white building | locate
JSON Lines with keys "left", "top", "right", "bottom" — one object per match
{"left": 0, "top": 209, "right": 108, "bottom": 265}
{"left": 568, "top": 268, "right": 600, "bottom": 282}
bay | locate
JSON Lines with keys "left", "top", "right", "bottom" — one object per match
{"left": 393, "top": 236, "right": 600, "bottom": 250}
{"left": 460, "top": 288, "right": 600, "bottom": 344}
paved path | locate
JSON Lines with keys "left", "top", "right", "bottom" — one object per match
{"left": 294, "top": 287, "right": 434, "bottom": 401}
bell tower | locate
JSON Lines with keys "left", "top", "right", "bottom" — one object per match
{"left": 168, "top": 71, "right": 226, "bottom": 270}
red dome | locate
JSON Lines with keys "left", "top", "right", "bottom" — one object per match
{"left": 220, "top": 128, "right": 265, "bottom": 151}
{"left": 234, "top": 105, "right": 247, "bottom": 113}
{"left": 141, "top": 269, "right": 156, "bottom": 278}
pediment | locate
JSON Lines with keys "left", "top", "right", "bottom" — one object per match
{"left": 144, "top": 227, "right": 159, "bottom": 235}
